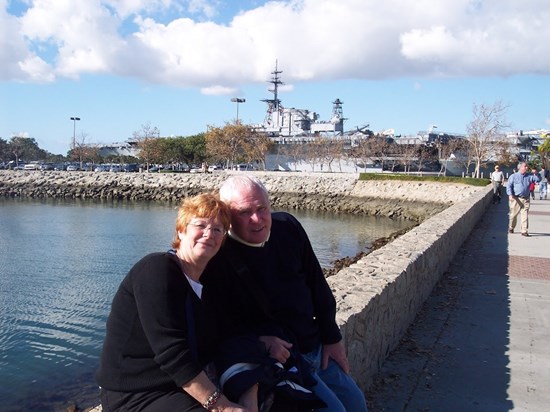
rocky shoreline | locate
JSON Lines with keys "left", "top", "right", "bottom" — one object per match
{"left": 0, "top": 170, "right": 482, "bottom": 221}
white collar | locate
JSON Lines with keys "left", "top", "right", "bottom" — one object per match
{"left": 228, "top": 229, "right": 270, "bottom": 247}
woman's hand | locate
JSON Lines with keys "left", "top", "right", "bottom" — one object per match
{"left": 210, "top": 396, "right": 251, "bottom": 412}
{"left": 182, "top": 371, "right": 250, "bottom": 411}
{"left": 259, "top": 335, "right": 293, "bottom": 364}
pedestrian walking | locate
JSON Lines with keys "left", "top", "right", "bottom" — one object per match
{"left": 539, "top": 167, "right": 548, "bottom": 200}
{"left": 529, "top": 168, "right": 538, "bottom": 199}
{"left": 491, "top": 165, "right": 505, "bottom": 204}
{"left": 506, "top": 162, "right": 540, "bottom": 237}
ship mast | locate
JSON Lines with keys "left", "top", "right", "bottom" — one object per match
{"left": 261, "top": 60, "right": 283, "bottom": 113}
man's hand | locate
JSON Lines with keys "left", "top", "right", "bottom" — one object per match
{"left": 321, "top": 341, "right": 350, "bottom": 374}
{"left": 259, "top": 336, "right": 293, "bottom": 364}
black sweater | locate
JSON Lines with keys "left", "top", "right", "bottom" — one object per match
{"left": 96, "top": 252, "right": 218, "bottom": 392}
{"left": 203, "top": 212, "right": 342, "bottom": 354}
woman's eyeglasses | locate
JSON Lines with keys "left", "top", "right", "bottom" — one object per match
{"left": 187, "top": 221, "right": 227, "bottom": 237}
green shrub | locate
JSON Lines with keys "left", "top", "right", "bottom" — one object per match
{"left": 358, "top": 173, "right": 490, "bottom": 187}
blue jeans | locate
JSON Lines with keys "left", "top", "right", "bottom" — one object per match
{"left": 303, "top": 345, "right": 368, "bottom": 412}
{"left": 540, "top": 182, "right": 547, "bottom": 199}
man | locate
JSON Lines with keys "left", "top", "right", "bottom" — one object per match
{"left": 506, "top": 162, "right": 540, "bottom": 236}
{"left": 539, "top": 166, "right": 548, "bottom": 200}
{"left": 204, "top": 175, "right": 368, "bottom": 412}
{"left": 491, "top": 165, "right": 505, "bottom": 204}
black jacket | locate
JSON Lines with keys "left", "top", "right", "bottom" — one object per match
{"left": 203, "top": 212, "right": 342, "bottom": 354}
{"left": 96, "top": 252, "right": 218, "bottom": 392}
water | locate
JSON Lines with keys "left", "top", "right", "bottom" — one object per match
{"left": 0, "top": 197, "right": 412, "bottom": 411}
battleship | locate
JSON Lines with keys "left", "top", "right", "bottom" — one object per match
{"left": 96, "top": 63, "right": 549, "bottom": 174}
{"left": 253, "top": 62, "right": 347, "bottom": 140}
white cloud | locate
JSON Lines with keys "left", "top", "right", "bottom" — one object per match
{"left": 18, "top": 55, "right": 55, "bottom": 82}
{"left": 201, "top": 84, "right": 237, "bottom": 95}
{"left": 2, "top": 0, "right": 550, "bottom": 86}
{"left": 19, "top": 0, "right": 126, "bottom": 78}
{"left": 108, "top": 0, "right": 174, "bottom": 19}
{"left": 399, "top": 0, "right": 550, "bottom": 76}
{"left": 187, "top": 0, "right": 219, "bottom": 19}
{"left": 0, "top": 0, "right": 54, "bottom": 82}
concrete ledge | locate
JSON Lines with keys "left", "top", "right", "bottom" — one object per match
{"left": 329, "top": 183, "right": 493, "bottom": 390}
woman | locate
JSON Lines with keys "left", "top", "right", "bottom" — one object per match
{"left": 96, "top": 193, "right": 251, "bottom": 412}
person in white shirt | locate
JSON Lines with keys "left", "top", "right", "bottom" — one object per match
{"left": 491, "top": 165, "right": 505, "bottom": 204}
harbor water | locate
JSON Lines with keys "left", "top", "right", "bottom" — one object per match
{"left": 0, "top": 197, "right": 412, "bottom": 411}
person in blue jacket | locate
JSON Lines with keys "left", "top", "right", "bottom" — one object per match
{"left": 506, "top": 161, "right": 540, "bottom": 236}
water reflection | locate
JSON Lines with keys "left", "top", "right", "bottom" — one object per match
{"left": 0, "top": 197, "right": 413, "bottom": 410}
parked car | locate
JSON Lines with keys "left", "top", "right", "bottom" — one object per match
{"left": 176, "top": 164, "right": 190, "bottom": 173}
{"left": 66, "top": 165, "right": 79, "bottom": 171}
{"left": 233, "top": 163, "right": 256, "bottom": 171}
{"left": 23, "top": 163, "right": 40, "bottom": 170}
{"left": 208, "top": 165, "right": 223, "bottom": 173}
{"left": 122, "top": 163, "right": 139, "bottom": 172}
{"left": 39, "top": 163, "right": 54, "bottom": 171}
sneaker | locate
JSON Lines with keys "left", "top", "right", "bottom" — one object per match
{"left": 508, "top": 228, "right": 514, "bottom": 233}
{"left": 521, "top": 232, "right": 530, "bottom": 237}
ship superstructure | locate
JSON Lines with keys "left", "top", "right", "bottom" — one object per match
{"left": 254, "top": 62, "right": 345, "bottom": 139}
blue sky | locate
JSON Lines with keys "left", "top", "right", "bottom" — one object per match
{"left": 1, "top": 0, "right": 549, "bottom": 155}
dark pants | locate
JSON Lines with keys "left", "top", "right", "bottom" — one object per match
{"left": 492, "top": 181, "right": 502, "bottom": 203}
{"left": 100, "top": 388, "right": 205, "bottom": 412}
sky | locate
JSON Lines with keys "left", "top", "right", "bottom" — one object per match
{"left": 1, "top": 0, "right": 549, "bottom": 155}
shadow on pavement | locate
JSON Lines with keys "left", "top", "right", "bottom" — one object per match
{"left": 366, "top": 201, "right": 514, "bottom": 411}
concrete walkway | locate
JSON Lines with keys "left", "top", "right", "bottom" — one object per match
{"left": 366, "top": 190, "right": 550, "bottom": 412}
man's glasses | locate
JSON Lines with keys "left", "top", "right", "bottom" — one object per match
{"left": 187, "top": 221, "right": 227, "bottom": 237}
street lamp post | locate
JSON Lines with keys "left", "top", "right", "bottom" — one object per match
{"left": 70, "top": 116, "right": 80, "bottom": 150}
{"left": 230, "top": 98, "right": 245, "bottom": 124}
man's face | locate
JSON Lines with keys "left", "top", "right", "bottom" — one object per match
{"left": 519, "top": 163, "right": 528, "bottom": 174}
{"left": 228, "top": 185, "right": 272, "bottom": 244}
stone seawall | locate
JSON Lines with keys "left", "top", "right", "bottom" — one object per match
{"left": 0, "top": 170, "right": 483, "bottom": 221}
{"left": 331, "top": 184, "right": 493, "bottom": 389}
{"left": 0, "top": 170, "right": 491, "bottom": 408}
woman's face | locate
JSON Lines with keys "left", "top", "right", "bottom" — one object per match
{"left": 177, "top": 216, "right": 226, "bottom": 264}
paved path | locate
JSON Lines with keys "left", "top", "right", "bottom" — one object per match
{"left": 366, "top": 191, "right": 550, "bottom": 412}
